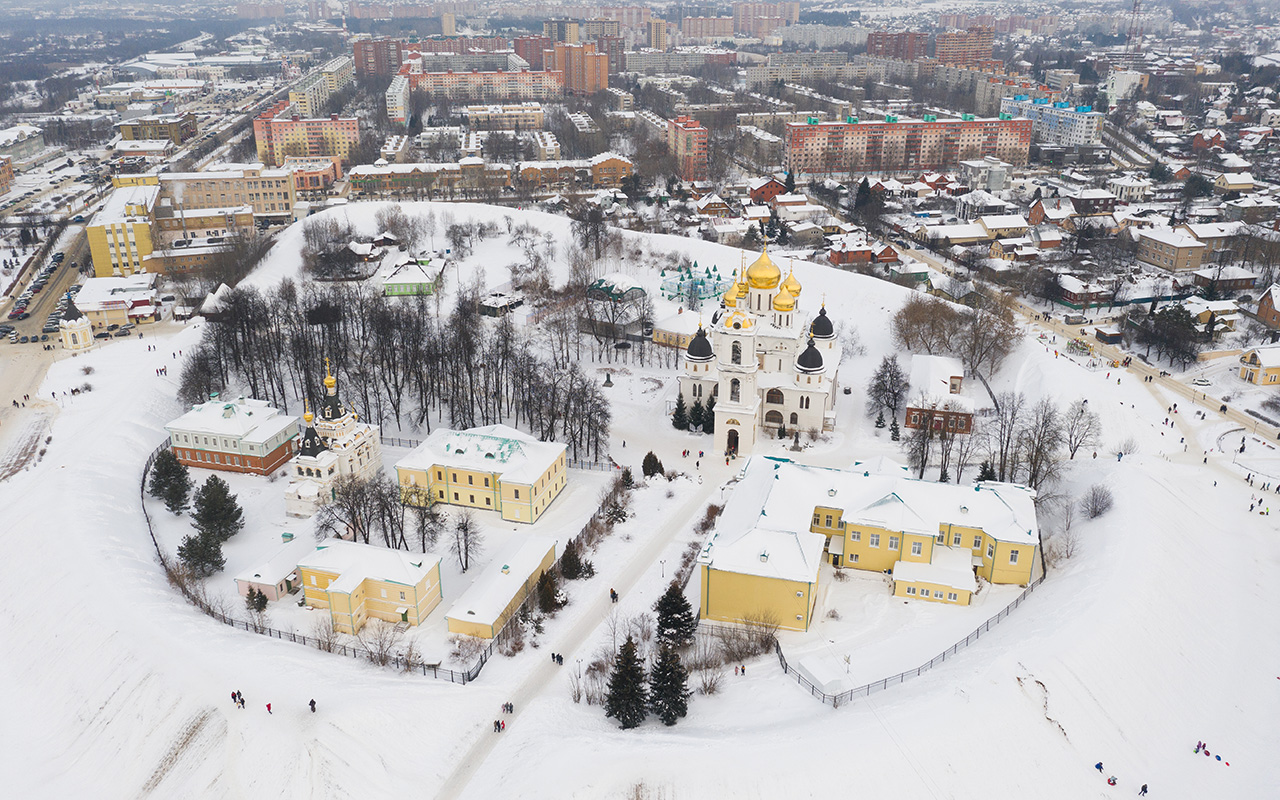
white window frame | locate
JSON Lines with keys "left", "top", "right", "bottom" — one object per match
{"left": 947, "top": 592, "right": 958, "bottom": 602}
{"left": 911, "top": 541, "right": 922, "bottom": 556}
{"left": 987, "top": 543, "right": 995, "bottom": 559}
{"left": 1009, "top": 550, "right": 1019, "bottom": 565}
{"left": 869, "top": 533, "right": 880, "bottom": 548}
{"left": 889, "top": 536, "right": 899, "bottom": 550}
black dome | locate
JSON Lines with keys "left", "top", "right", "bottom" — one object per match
{"left": 796, "top": 337, "right": 824, "bottom": 373}
{"left": 686, "top": 325, "right": 714, "bottom": 361}
{"left": 810, "top": 306, "right": 833, "bottom": 338}
{"left": 299, "top": 424, "right": 328, "bottom": 458}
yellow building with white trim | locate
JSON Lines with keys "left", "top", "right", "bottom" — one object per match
{"left": 395, "top": 424, "right": 567, "bottom": 524}
{"left": 298, "top": 539, "right": 443, "bottom": 635}
{"left": 445, "top": 536, "right": 557, "bottom": 638}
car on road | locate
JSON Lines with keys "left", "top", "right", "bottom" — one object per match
{"left": 94, "top": 332, "right": 110, "bottom": 339}
{"left": 107, "top": 324, "right": 119, "bottom": 331}
{"left": 1192, "top": 378, "right": 1211, "bottom": 387}
{"left": 113, "top": 329, "right": 130, "bottom": 337}
{"left": 40, "top": 334, "right": 49, "bottom": 341}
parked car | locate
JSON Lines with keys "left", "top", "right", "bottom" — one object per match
{"left": 94, "top": 332, "right": 111, "bottom": 339}
{"left": 18, "top": 336, "right": 28, "bottom": 343}
{"left": 113, "top": 329, "right": 130, "bottom": 337}
{"left": 1192, "top": 378, "right": 1211, "bottom": 387}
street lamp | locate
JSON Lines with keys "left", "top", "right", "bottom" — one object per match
{"left": 660, "top": 559, "right": 666, "bottom": 578}
{"left": 576, "top": 658, "right": 582, "bottom": 679}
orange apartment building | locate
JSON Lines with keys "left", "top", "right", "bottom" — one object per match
{"left": 253, "top": 101, "right": 360, "bottom": 166}
{"left": 934, "top": 26, "right": 996, "bottom": 66}
{"left": 401, "top": 63, "right": 565, "bottom": 101}
{"left": 668, "top": 115, "right": 709, "bottom": 181}
{"left": 866, "top": 31, "right": 928, "bottom": 61}
{"left": 782, "top": 115, "right": 1031, "bottom": 176}
{"left": 681, "top": 17, "right": 735, "bottom": 39}
{"left": 544, "top": 42, "right": 608, "bottom": 95}
{"left": 732, "top": 2, "right": 800, "bottom": 37}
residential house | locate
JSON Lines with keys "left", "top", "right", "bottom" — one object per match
{"left": 1256, "top": 284, "right": 1280, "bottom": 328}
{"left": 695, "top": 193, "right": 732, "bottom": 217}
{"left": 903, "top": 354, "right": 974, "bottom": 435}
{"left": 1070, "top": 188, "right": 1118, "bottom": 217}
{"left": 445, "top": 537, "right": 557, "bottom": 638}
{"left": 1239, "top": 346, "right": 1280, "bottom": 385}
{"left": 1192, "top": 265, "right": 1258, "bottom": 294}
{"left": 234, "top": 538, "right": 312, "bottom": 602}
{"left": 1215, "top": 172, "right": 1255, "bottom": 194}
{"left": 1057, "top": 275, "right": 1109, "bottom": 308}
{"left": 1107, "top": 174, "right": 1153, "bottom": 202}
{"left": 1028, "top": 197, "right": 1074, "bottom": 227}
{"left": 1223, "top": 195, "right": 1280, "bottom": 224}
{"left": 1178, "top": 221, "right": 1245, "bottom": 257}
{"left": 748, "top": 176, "right": 785, "bottom": 205}
{"left": 1137, "top": 227, "right": 1207, "bottom": 272}
{"left": 1182, "top": 296, "right": 1241, "bottom": 332}
{"left": 299, "top": 539, "right": 443, "bottom": 634}
{"left": 977, "top": 214, "right": 1029, "bottom": 239}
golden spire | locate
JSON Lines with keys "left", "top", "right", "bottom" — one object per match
{"left": 323, "top": 356, "right": 336, "bottom": 391}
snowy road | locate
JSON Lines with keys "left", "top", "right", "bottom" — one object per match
{"left": 436, "top": 472, "right": 723, "bottom": 800}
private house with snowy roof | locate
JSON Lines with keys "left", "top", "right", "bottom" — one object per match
{"left": 1256, "top": 284, "right": 1280, "bottom": 329}
{"left": 299, "top": 539, "right": 443, "bottom": 634}
{"left": 285, "top": 361, "right": 383, "bottom": 517}
{"left": 697, "top": 459, "right": 1039, "bottom": 628}
{"left": 395, "top": 424, "right": 567, "bottom": 524}
{"left": 1238, "top": 346, "right": 1280, "bottom": 385}
{"left": 903, "top": 355, "right": 974, "bottom": 436}
{"left": 678, "top": 245, "right": 840, "bottom": 456}
{"left": 165, "top": 395, "right": 299, "bottom": 475}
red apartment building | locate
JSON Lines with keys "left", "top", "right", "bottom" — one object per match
{"left": 354, "top": 38, "right": 404, "bottom": 78}
{"left": 668, "top": 115, "right": 709, "bottom": 181}
{"left": 866, "top": 31, "right": 929, "bottom": 61}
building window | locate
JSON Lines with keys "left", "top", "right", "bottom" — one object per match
{"left": 869, "top": 533, "right": 880, "bottom": 548}
{"left": 812, "top": 515, "right": 820, "bottom": 526}
{"left": 947, "top": 592, "right": 958, "bottom": 602}
{"left": 453, "top": 492, "right": 459, "bottom": 501}
{"left": 953, "top": 533, "right": 962, "bottom": 546}
{"left": 1009, "top": 550, "right": 1019, "bottom": 565}
{"left": 889, "top": 536, "right": 899, "bottom": 550}
{"left": 906, "top": 586, "right": 916, "bottom": 595}
{"left": 515, "top": 489, "right": 520, "bottom": 499}
{"left": 911, "top": 541, "right": 922, "bottom": 556}
{"left": 468, "top": 475, "right": 473, "bottom": 485}
{"left": 974, "top": 535, "right": 982, "bottom": 549}
{"left": 850, "top": 530, "right": 860, "bottom": 541}
{"left": 824, "top": 514, "right": 832, "bottom": 527}
{"left": 849, "top": 554, "right": 859, "bottom": 563}
{"left": 934, "top": 590, "right": 944, "bottom": 598}
{"left": 987, "top": 543, "right": 995, "bottom": 559}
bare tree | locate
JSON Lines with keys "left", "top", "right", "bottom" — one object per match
{"left": 904, "top": 396, "right": 937, "bottom": 479}
{"left": 450, "top": 510, "right": 483, "bottom": 572}
{"left": 310, "top": 615, "right": 339, "bottom": 652}
{"left": 402, "top": 484, "right": 445, "bottom": 552}
{"left": 1063, "top": 398, "right": 1103, "bottom": 459}
{"left": 360, "top": 620, "right": 403, "bottom": 666}
{"left": 990, "top": 391, "right": 1027, "bottom": 483}
{"left": 866, "top": 355, "right": 910, "bottom": 418}
{"left": 1080, "top": 484, "right": 1115, "bottom": 519}
{"left": 316, "top": 474, "right": 379, "bottom": 544}
{"left": 1019, "top": 398, "right": 1065, "bottom": 492}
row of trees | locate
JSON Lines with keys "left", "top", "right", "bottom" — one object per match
{"left": 891, "top": 294, "right": 1019, "bottom": 406}
{"left": 148, "top": 451, "right": 246, "bottom": 577}
{"left": 604, "top": 583, "right": 697, "bottom": 728}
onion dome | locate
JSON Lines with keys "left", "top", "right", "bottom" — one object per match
{"left": 722, "top": 280, "right": 741, "bottom": 307}
{"left": 781, "top": 265, "right": 802, "bottom": 298}
{"left": 810, "top": 305, "right": 834, "bottom": 339}
{"left": 686, "top": 325, "right": 714, "bottom": 362}
{"left": 320, "top": 357, "right": 344, "bottom": 420}
{"left": 772, "top": 285, "right": 796, "bottom": 312}
{"left": 796, "top": 336, "right": 825, "bottom": 374}
{"left": 299, "top": 402, "right": 328, "bottom": 457}
{"left": 745, "top": 245, "right": 782, "bottom": 289}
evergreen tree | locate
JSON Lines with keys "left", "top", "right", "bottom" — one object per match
{"left": 689, "top": 398, "right": 704, "bottom": 431}
{"left": 620, "top": 467, "right": 635, "bottom": 489}
{"left": 977, "top": 460, "right": 997, "bottom": 482}
{"left": 149, "top": 449, "right": 193, "bottom": 514}
{"left": 561, "top": 539, "right": 584, "bottom": 580}
{"left": 875, "top": 410, "right": 886, "bottom": 429}
{"left": 192, "top": 475, "right": 245, "bottom": 543}
{"left": 604, "top": 635, "right": 649, "bottom": 730}
{"left": 648, "top": 644, "right": 691, "bottom": 726}
{"left": 783, "top": 171, "right": 796, "bottom": 194}
{"left": 178, "top": 531, "right": 224, "bottom": 577}
{"left": 653, "top": 581, "right": 697, "bottom": 647}
{"left": 777, "top": 423, "right": 788, "bottom": 439}
{"left": 703, "top": 396, "right": 715, "bottom": 434}
{"left": 672, "top": 391, "right": 689, "bottom": 430}
{"left": 537, "top": 569, "right": 563, "bottom": 613}
{"left": 245, "top": 586, "right": 268, "bottom": 612}
{"left": 889, "top": 419, "right": 901, "bottom": 442}
{"left": 642, "top": 451, "right": 665, "bottom": 478}
{"left": 939, "top": 468, "right": 950, "bottom": 484}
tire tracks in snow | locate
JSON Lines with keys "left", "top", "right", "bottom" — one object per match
{"left": 139, "top": 709, "right": 220, "bottom": 796}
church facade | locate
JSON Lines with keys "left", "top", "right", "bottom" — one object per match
{"left": 677, "top": 247, "right": 839, "bottom": 456}
{"left": 284, "top": 361, "right": 384, "bottom": 517}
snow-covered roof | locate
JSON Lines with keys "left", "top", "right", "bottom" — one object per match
{"left": 0, "top": 124, "right": 42, "bottom": 147}
{"left": 1181, "top": 221, "right": 1245, "bottom": 240}
{"left": 1193, "top": 264, "right": 1257, "bottom": 281}
{"left": 1218, "top": 171, "right": 1254, "bottom": 184}
{"left": 1244, "top": 345, "right": 1280, "bottom": 368}
{"left": 299, "top": 539, "right": 439, "bottom": 594}
{"left": 396, "top": 424, "right": 566, "bottom": 485}
{"left": 234, "top": 538, "right": 314, "bottom": 588}
{"left": 1140, "top": 226, "right": 1205, "bottom": 249}
{"left": 444, "top": 536, "right": 557, "bottom": 628}
{"left": 75, "top": 274, "right": 159, "bottom": 311}
{"left": 166, "top": 396, "right": 299, "bottom": 445}
{"left": 892, "top": 546, "right": 978, "bottom": 591}
{"left": 908, "top": 354, "right": 974, "bottom": 413}
{"left": 978, "top": 214, "right": 1028, "bottom": 229}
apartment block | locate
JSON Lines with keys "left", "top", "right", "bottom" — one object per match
{"left": 514, "top": 35, "right": 552, "bottom": 70}
{"left": 668, "top": 115, "right": 709, "bottom": 182}
{"left": 289, "top": 72, "right": 330, "bottom": 117}
{"left": 385, "top": 74, "right": 410, "bottom": 125}
{"left": 782, "top": 114, "right": 1031, "bottom": 175}
{"left": 975, "top": 78, "right": 1058, "bottom": 116}
{"left": 934, "top": 26, "right": 995, "bottom": 66}
{"left": 545, "top": 42, "right": 608, "bottom": 95}
{"left": 646, "top": 19, "right": 668, "bottom": 50}
{"left": 583, "top": 18, "right": 621, "bottom": 39}
{"left": 544, "top": 18, "right": 580, "bottom": 44}
{"left": 116, "top": 112, "right": 198, "bottom": 144}
{"left": 866, "top": 30, "right": 928, "bottom": 61}
{"left": 0, "top": 155, "right": 12, "bottom": 195}
{"left": 401, "top": 62, "right": 565, "bottom": 102}
{"left": 321, "top": 55, "right": 354, "bottom": 93}
{"left": 253, "top": 100, "right": 361, "bottom": 166}
{"left": 733, "top": 2, "right": 800, "bottom": 37}
{"left": 354, "top": 37, "right": 403, "bottom": 78}
{"left": 682, "top": 17, "right": 735, "bottom": 39}
{"left": 462, "top": 102, "right": 545, "bottom": 130}
{"left": 999, "top": 97, "right": 1103, "bottom": 146}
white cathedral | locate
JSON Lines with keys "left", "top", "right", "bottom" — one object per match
{"left": 678, "top": 246, "right": 839, "bottom": 456}
{"left": 284, "top": 360, "right": 384, "bottom": 517}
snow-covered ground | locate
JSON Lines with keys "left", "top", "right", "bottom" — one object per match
{"left": 1, "top": 202, "right": 1277, "bottom": 799}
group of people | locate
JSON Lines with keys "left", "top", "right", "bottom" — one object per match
{"left": 229, "top": 690, "right": 315, "bottom": 714}
{"left": 493, "top": 701, "right": 515, "bottom": 733}
{"left": 1093, "top": 763, "right": 1147, "bottom": 795}
{"left": 549, "top": 652, "right": 565, "bottom": 666}
{"left": 1195, "top": 741, "right": 1229, "bottom": 765}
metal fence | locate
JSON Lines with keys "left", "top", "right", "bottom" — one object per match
{"left": 773, "top": 575, "right": 1046, "bottom": 707}
{"left": 379, "top": 434, "right": 616, "bottom": 471}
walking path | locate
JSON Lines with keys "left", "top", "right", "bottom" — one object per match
{"left": 434, "top": 471, "right": 724, "bottom": 800}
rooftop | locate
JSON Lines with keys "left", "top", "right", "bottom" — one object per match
{"left": 396, "top": 424, "right": 566, "bottom": 485}
{"left": 165, "top": 395, "right": 298, "bottom": 445}
{"left": 299, "top": 539, "right": 440, "bottom": 594}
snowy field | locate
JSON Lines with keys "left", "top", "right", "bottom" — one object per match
{"left": 0, "top": 201, "right": 1277, "bottom": 799}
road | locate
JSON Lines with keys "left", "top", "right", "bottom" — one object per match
{"left": 901, "top": 243, "right": 1280, "bottom": 444}
{"left": 434, "top": 472, "right": 724, "bottom": 800}
{"left": 2, "top": 227, "right": 88, "bottom": 340}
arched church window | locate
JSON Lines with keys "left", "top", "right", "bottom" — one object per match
{"left": 730, "top": 378, "right": 741, "bottom": 403}
{"left": 731, "top": 341, "right": 742, "bottom": 365}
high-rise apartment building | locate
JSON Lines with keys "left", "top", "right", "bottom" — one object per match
{"left": 646, "top": 19, "right": 668, "bottom": 50}
{"left": 544, "top": 18, "right": 580, "bottom": 44}
{"left": 514, "top": 35, "right": 553, "bottom": 70}
{"left": 544, "top": 42, "right": 608, "bottom": 95}
{"left": 681, "top": 17, "right": 735, "bottom": 39}
{"left": 583, "top": 18, "right": 621, "bottom": 39}
{"left": 253, "top": 101, "right": 361, "bottom": 166}
{"left": 354, "top": 38, "right": 404, "bottom": 78}
{"left": 782, "top": 114, "right": 1031, "bottom": 175}
{"left": 999, "top": 98, "right": 1103, "bottom": 146}
{"left": 668, "top": 115, "right": 709, "bottom": 181}
{"left": 732, "top": 2, "right": 800, "bottom": 37}
{"left": 934, "top": 26, "right": 995, "bottom": 66}
{"left": 866, "top": 31, "right": 928, "bottom": 61}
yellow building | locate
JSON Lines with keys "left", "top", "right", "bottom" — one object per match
{"left": 395, "top": 424, "right": 568, "bottom": 524}
{"left": 86, "top": 184, "right": 160, "bottom": 277}
{"left": 699, "top": 458, "right": 1038, "bottom": 626}
{"left": 445, "top": 536, "right": 557, "bottom": 638}
{"left": 1239, "top": 346, "right": 1280, "bottom": 385}
{"left": 298, "top": 539, "right": 443, "bottom": 635}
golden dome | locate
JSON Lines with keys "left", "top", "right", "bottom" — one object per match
{"left": 745, "top": 246, "right": 782, "bottom": 289}
{"left": 773, "top": 285, "right": 796, "bottom": 312}
{"left": 722, "top": 283, "right": 738, "bottom": 307}
{"left": 781, "top": 265, "right": 802, "bottom": 297}
{"left": 323, "top": 356, "right": 336, "bottom": 390}
{"left": 304, "top": 410, "right": 314, "bottom": 425}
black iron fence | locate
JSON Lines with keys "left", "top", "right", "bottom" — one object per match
{"left": 773, "top": 575, "right": 1046, "bottom": 707}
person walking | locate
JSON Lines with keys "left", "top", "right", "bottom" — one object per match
{"left": 309, "top": 699, "right": 316, "bottom": 713}
{"left": 1095, "top": 762, "right": 1104, "bottom": 773}
{"left": 1139, "top": 785, "right": 1148, "bottom": 796}
{"left": 231, "top": 690, "right": 237, "bottom": 705}
{"left": 266, "top": 703, "right": 272, "bottom": 714}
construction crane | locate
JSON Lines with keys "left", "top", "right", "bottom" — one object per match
{"left": 1125, "top": 0, "right": 1143, "bottom": 54}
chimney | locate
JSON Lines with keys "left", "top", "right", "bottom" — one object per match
{"left": 759, "top": 550, "right": 769, "bottom": 563}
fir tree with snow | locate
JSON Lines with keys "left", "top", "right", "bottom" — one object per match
{"left": 560, "top": 539, "right": 584, "bottom": 580}
{"left": 620, "top": 467, "right": 635, "bottom": 489}
{"left": 653, "top": 581, "right": 697, "bottom": 647}
{"left": 977, "top": 460, "right": 997, "bottom": 481}
{"left": 604, "top": 635, "right": 649, "bottom": 729}
{"left": 148, "top": 449, "right": 192, "bottom": 515}
{"left": 245, "top": 586, "right": 268, "bottom": 613}
{"left": 875, "top": 410, "right": 885, "bottom": 429}
{"left": 689, "top": 398, "right": 704, "bottom": 431}
{"left": 672, "top": 392, "right": 688, "bottom": 430}
{"left": 192, "top": 475, "right": 245, "bottom": 543}
{"left": 178, "top": 530, "right": 224, "bottom": 577}
{"left": 648, "top": 644, "right": 691, "bottom": 726}
{"left": 703, "top": 396, "right": 715, "bottom": 434}
{"left": 642, "top": 451, "right": 664, "bottom": 478}
{"left": 536, "top": 569, "right": 563, "bottom": 613}
{"left": 889, "top": 419, "right": 901, "bottom": 441}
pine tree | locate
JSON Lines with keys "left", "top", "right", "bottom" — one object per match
{"left": 620, "top": 467, "right": 635, "bottom": 489}
{"left": 642, "top": 451, "right": 664, "bottom": 478}
{"left": 604, "top": 635, "right": 649, "bottom": 729}
{"left": 149, "top": 450, "right": 192, "bottom": 515}
{"left": 783, "top": 171, "right": 796, "bottom": 194}
{"left": 939, "top": 468, "right": 950, "bottom": 483}
{"left": 672, "top": 391, "right": 689, "bottom": 430}
{"left": 537, "top": 569, "right": 562, "bottom": 613}
{"left": 192, "top": 475, "right": 245, "bottom": 542}
{"left": 977, "top": 460, "right": 997, "bottom": 482}
{"left": 653, "top": 581, "right": 697, "bottom": 647}
{"left": 648, "top": 644, "right": 691, "bottom": 726}
{"left": 689, "top": 398, "right": 704, "bottom": 431}
{"left": 875, "top": 410, "right": 886, "bottom": 429}
{"left": 703, "top": 396, "right": 715, "bottom": 434}
{"left": 245, "top": 586, "right": 268, "bottom": 612}
{"left": 777, "top": 423, "right": 788, "bottom": 439}
{"left": 178, "top": 531, "right": 224, "bottom": 577}
{"left": 561, "top": 539, "right": 584, "bottom": 580}
{"left": 889, "top": 419, "right": 901, "bottom": 441}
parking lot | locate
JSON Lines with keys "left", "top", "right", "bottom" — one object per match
{"left": 0, "top": 228, "right": 88, "bottom": 344}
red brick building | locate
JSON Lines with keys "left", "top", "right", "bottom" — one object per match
{"left": 866, "top": 31, "right": 928, "bottom": 61}
{"left": 1257, "top": 284, "right": 1280, "bottom": 328}
{"left": 165, "top": 397, "right": 300, "bottom": 476}
{"left": 354, "top": 38, "right": 404, "bottom": 79}
{"left": 668, "top": 115, "right": 709, "bottom": 181}
{"left": 514, "top": 35, "right": 552, "bottom": 70}
{"left": 748, "top": 176, "right": 785, "bottom": 204}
